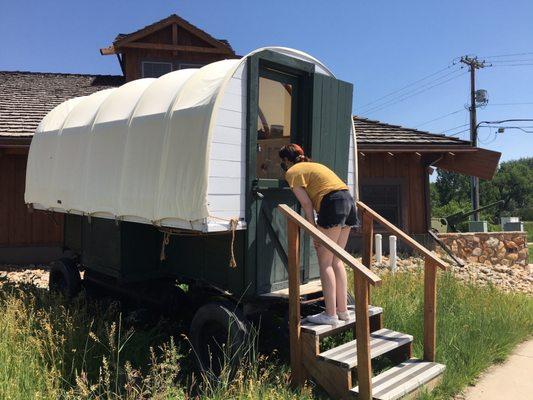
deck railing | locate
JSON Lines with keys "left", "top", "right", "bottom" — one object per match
{"left": 278, "top": 201, "right": 447, "bottom": 400}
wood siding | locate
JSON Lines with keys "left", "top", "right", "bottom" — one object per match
{"left": 0, "top": 152, "right": 63, "bottom": 247}
{"left": 207, "top": 63, "right": 246, "bottom": 221}
{"left": 358, "top": 152, "right": 429, "bottom": 234}
{"left": 123, "top": 27, "right": 236, "bottom": 81}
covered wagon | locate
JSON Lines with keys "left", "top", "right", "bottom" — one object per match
{"left": 25, "top": 46, "right": 361, "bottom": 370}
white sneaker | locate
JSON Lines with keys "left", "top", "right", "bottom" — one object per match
{"left": 306, "top": 312, "right": 339, "bottom": 326}
{"left": 337, "top": 310, "right": 355, "bottom": 321}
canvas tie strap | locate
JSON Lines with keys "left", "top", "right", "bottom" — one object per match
{"left": 160, "top": 231, "right": 171, "bottom": 261}
{"left": 157, "top": 218, "right": 239, "bottom": 267}
{"left": 228, "top": 218, "right": 238, "bottom": 268}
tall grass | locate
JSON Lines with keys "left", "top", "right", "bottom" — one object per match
{"left": 350, "top": 270, "right": 533, "bottom": 399}
{"left": 0, "top": 272, "right": 531, "bottom": 399}
{"left": 0, "top": 283, "right": 313, "bottom": 400}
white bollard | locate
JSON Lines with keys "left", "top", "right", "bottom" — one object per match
{"left": 375, "top": 234, "right": 382, "bottom": 264}
{"left": 389, "top": 235, "right": 397, "bottom": 273}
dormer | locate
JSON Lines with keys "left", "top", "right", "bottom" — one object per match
{"left": 100, "top": 14, "right": 237, "bottom": 81}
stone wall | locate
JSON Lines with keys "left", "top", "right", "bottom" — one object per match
{"left": 436, "top": 231, "right": 528, "bottom": 267}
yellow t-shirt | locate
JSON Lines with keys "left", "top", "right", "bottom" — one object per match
{"left": 285, "top": 162, "right": 348, "bottom": 211}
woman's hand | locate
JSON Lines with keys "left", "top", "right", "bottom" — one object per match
{"left": 291, "top": 186, "right": 321, "bottom": 248}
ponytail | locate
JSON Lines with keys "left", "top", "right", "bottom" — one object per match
{"left": 279, "top": 143, "right": 310, "bottom": 163}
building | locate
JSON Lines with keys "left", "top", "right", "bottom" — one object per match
{"left": 353, "top": 117, "right": 499, "bottom": 250}
{"left": 0, "top": 14, "right": 499, "bottom": 263}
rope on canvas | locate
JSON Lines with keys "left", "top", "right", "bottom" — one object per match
{"left": 157, "top": 217, "right": 240, "bottom": 268}
{"left": 160, "top": 231, "right": 171, "bottom": 261}
{"left": 228, "top": 218, "right": 238, "bottom": 268}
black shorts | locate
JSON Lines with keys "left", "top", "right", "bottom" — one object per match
{"left": 317, "top": 190, "right": 358, "bottom": 229}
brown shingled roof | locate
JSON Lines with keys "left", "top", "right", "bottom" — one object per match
{"left": 0, "top": 71, "right": 123, "bottom": 137}
{"left": 103, "top": 14, "right": 235, "bottom": 55}
{"left": 0, "top": 72, "right": 473, "bottom": 151}
{"left": 353, "top": 116, "right": 471, "bottom": 149}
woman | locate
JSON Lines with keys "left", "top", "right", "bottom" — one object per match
{"left": 279, "top": 143, "right": 358, "bottom": 326}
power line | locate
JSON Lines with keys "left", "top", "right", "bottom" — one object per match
{"left": 490, "top": 63, "right": 533, "bottom": 67}
{"left": 488, "top": 102, "right": 533, "bottom": 106}
{"left": 480, "top": 51, "right": 533, "bottom": 58}
{"left": 357, "top": 64, "right": 459, "bottom": 109}
{"left": 414, "top": 108, "right": 465, "bottom": 128}
{"left": 488, "top": 58, "right": 533, "bottom": 63}
{"left": 361, "top": 70, "right": 467, "bottom": 115}
{"left": 359, "top": 68, "right": 463, "bottom": 113}
{"left": 448, "top": 127, "right": 470, "bottom": 137}
{"left": 440, "top": 123, "right": 469, "bottom": 133}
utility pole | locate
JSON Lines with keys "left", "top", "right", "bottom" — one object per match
{"left": 460, "top": 56, "right": 488, "bottom": 221}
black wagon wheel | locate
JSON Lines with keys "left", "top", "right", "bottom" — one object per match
{"left": 49, "top": 258, "right": 81, "bottom": 298}
{"left": 190, "top": 301, "right": 249, "bottom": 378}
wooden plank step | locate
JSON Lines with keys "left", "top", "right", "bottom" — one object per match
{"left": 301, "top": 305, "right": 383, "bottom": 337}
{"left": 260, "top": 279, "right": 322, "bottom": 299}
{"left": 351, "top": 359, "right": 445, "bottom": 400}
{"left": 318, "top": 328, "right": 413, "bottom": 369}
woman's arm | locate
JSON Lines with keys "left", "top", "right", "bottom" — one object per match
{"left": 291, "top": 186, "right": 315, "bottom": 226}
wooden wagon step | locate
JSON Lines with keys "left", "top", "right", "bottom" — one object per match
{"left": 317, "top": 328, "right": 413, "bottom": 369}
{"left": 301, "top": 305, "right": 383, "bottom": 338}
{"left": 350, "top": 358, "right": 445, "bottom": 400}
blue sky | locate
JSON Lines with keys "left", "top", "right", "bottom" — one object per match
{"left": 1, "top": 0, "right": 532, "bottom": 162}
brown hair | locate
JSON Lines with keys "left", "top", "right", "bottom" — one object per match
{"left": 279, "top": 143, "right": 310, "bottom": 163}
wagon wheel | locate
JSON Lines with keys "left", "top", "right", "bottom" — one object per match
{"left": 190, "top": 301, "right": 249, "bottom": 379}
{"left": 49, "top": 258, "right": 81, "bottom": 298}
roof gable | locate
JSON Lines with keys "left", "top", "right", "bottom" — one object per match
{"left": 100, "top": 14, "right": 235, "bottom": 56}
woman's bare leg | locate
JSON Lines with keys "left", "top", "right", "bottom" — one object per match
{"left": 332, "top": 226, "right": 351, "bottom": 313}
{"left": 316, "top": 225, "right": 342, "bottom": 316}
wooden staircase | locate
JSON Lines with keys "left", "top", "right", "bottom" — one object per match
{"left": 278, "top": 201, "right": 448, "bottom": 400}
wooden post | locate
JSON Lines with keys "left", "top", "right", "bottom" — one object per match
{"left": 423, "top": 256, "right": 437, "bottom": 362}
{"left": 172, "top": 23, "right": 178, "bottom": 56}
{"left": 361, "top": 211, "right": 374, "bottom": 308}
{"left": 361, "top": 211, "right": 373, "bottom": 269}
{"left": 287, "top": 219, "right": 303, "bottom": 386}
{"left": 354, "top": 270, "right": 372, "bottom": 400}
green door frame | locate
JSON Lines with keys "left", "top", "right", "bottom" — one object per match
{"left": 244, "top": 50, "right": 315, "bottom": 296}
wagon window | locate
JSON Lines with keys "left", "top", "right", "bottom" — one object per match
{"left": 257, "top": 77, "right": 293, "bottom": 179}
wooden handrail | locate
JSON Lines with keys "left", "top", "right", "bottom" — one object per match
{"left": 280, "top": 201, "right": 444, "bottom": 400}
{"left": 356, "top": 201, "right": 447, "bottom": 270}
{"left": 357, "top": 200, "right": 442, "bottom": 365}
{"left": 278, "top": 204, "right": 382, "bottom": 286}
{"left": 279, "top": 203, "right": 377, "bottom": 399}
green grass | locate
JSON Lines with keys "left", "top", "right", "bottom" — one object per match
{"left": 528, "top": 243, "right": 533, "bottom": 264}
{"left": 350, "top": 271, "right": 533, "bottom": 399}
{"left": 525, "top": 221, "right": 533, "bottom": 243}
{"left": 0, "top": 273, "right": 531, "bottom": 399}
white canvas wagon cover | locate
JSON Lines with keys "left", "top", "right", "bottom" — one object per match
{"left": 25, "top": 47, "right": 355, "bottom": 232}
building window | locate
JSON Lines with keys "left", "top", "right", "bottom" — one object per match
{"left": 141, "top": 61, "right": 173, "bottom": 78}
{"left": 360, "top": 182, "right": 403, "bottom": 226}
{"left": 178, "top": 62, "right": 205, "bottom": 69}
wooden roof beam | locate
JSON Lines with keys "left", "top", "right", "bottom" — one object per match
{"left": 100, "top": 45, "right": 116, "bottom": 55}
{"left": 119, "top": 42, "right": 234, "bottom": 54}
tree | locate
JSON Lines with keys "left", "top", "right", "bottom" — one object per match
{"left": 489, "top": 157, "right": 533, "bottom": 219}
{"left": 432, "top": 157, "right": 533, "bottom": 223}
{"left": 434, "top": 170, "right": 470, "bottom": 205}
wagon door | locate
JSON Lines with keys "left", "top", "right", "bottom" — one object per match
{"left": 246, "top": 51, "right": 353, "bottom": 295}
{"left": 307, "top": 74, "right": 354, "bottom": 279}
{"left": 252, "top": 67, "right": 305, "bottom": 294}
